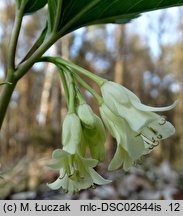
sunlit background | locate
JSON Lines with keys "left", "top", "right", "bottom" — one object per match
{"left": 1, "top": 1, "right": 183, "bottom": 200}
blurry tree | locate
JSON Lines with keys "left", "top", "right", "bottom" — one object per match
{"left": 171, "top": 8, "right": 183, "bottom": 169}
{"left": 114, "top": 25, "right": 127, "bottom": 84}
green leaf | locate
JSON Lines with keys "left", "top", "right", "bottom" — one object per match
{"left": 17, "top": 0, "right": 48, "bottom": 14}
{"left": 48, "top": 0, "right": 58, "bottom": 32}
{"left": 55, "top": 0, "right": 183, "bottom": 36}
{"left": 47, "top": 0, "right": 63, "bottom": 33}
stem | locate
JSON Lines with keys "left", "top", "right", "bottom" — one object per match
{"left": 53, "top": 0, "right": 63, "bottom": 32}
{"left": 0, "top": 71, "right": 17, "bottom": 129}
{"left": 0, "top": 34, "right": 59, "bottom": 129}
{"left": 19, "top": 24, "right": 48, "bottom": 64}
{"left": 0, "top": 2, "right": 26, "bottom": 129}
{"left": 15, "top": 34, "right": 58, "bottom": 80}
{"left": 40, "top": 57, "right": 106, "bottom": 86}
{"left": 74, "top": 73, "right": 103, "bottom": 105}
{"left": 8, "top": 4, "right": 25, "bottom": 70}
{"left": 0, "top": 82, "right": 12, "bottom": 86}
{"left": 0, "top": 2, "right": 64, "bottom": 129}
{"left": 57, "top": 65, "right": 69, "bottom": 106}
{"left": 57, "top": 58, "right": 105, "bottom": 86}
{"left": 76, "top": 88, "right": 86, "bottom": 105}
{"left": 67, "top": 72, "right": 76, "bottom": 114}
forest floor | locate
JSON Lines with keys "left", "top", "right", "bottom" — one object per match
{"left": 1, "top": 152, "right": 183, "bottom": 200}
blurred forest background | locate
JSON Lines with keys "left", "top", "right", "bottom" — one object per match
{"left": 1, "top": 1, "right": 183, "bottom": 200}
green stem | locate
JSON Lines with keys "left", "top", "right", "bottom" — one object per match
{"left": 40, "top": 57, "right": 106, "bottom": 86}
{"left": 76, "top": 88, "right": 86, "bottom": 105}
{"left": 0, "top": 82, "right": 12, "bottom": 86}
{"left": 57, "top": 65, "right": 69, "bottom": 106}
{"left": 8, "top": 4, "right": 25, "bottom": 70}
{"left": 0, "top": 33, "right": 60, "bottom": 130}
{"left": 19, "top": 24, "right": 48, "bottom": 64}
{"left": 15, "top": 34, "right": 58, "bottom": 80}
{"left": 0, "top": 70, "right": 17, "bottom": 129}
{"left": 53, "top": 0, "right": 63, "bottom": 33}
{"left": 74, "top": 73, "right": 103, "bottom": 105}
{"left": 0, "top": 2, "right": 26, "bottom": 129}
{"left": 67, "top": 72, "right": 76, "bottom": 114}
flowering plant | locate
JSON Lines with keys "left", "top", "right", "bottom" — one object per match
{"left": 39, "top": 57, "right": 177, "bottom": 192}
{"left": 0, "top": 0, "right": 181, "bottom": 193}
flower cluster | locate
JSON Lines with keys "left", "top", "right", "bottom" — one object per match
{"left": 100, "top": 81, "right": 176, "bottom": 171}
{"left": 46, "top": 57, "right": 177, "bottom": 193}
{"left": 48, "top": 110, "right": 110, "bottom": 193}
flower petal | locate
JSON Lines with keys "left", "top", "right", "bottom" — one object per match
{"left": 132, "top": 100, "right": 178, "bottom": 112}
{"left": 78, "top": 155, "right": 98, "bottom": 168}
{"left": 101, "top": 81, "right": 129, "bottom": 105}
{"left": 116, "top": 104, "right": 158, "bottom": 131}
{"left": 110, "top": 146, "right": 134, "bottom": 171}
{"left": 108, "top": 146, "right": 124, "bottom": 171}
{"left": 52, "top": 149, "right": 69, "bottom": 159}
{"left": 77, "top": 103, "right": 96, "bottom": 128}
{"left": 146, "top": 118, "right": 175, "bottom": 140}
{"left": 47, "top": 161, "right": 64, "bottom": 169}
{"left": 83, "top": 115, "right": 106, "bottom": 162}
{"left": 123, "top": 86, "right": 178, "bottom": 112}
{"left": 47, "top": 178, "right": 63, "bottom": 190}
{"left": 89, "top": 168, "right": 111, "bottom": 185}
{"left": 123, "top": 126, "right": 145, "bottom": 160}
{"left": 62, "top": 113, "right": 82, "bottom": 154}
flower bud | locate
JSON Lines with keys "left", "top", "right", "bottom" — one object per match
{"left": 62, "top": 113, "right": 82, "bottom": 154}
{"left": 83, "top": 115, "right": 106, "bottom": 162}
{"left": 77, "top": 103, "right": 96, "bottom": 129}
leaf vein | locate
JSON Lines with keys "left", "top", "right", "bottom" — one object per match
{"left": 126, "top": 0, "right": 144, "bottom": 13}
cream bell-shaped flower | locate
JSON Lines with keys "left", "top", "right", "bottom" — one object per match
{"left": 62, "top": 113, "right": 82, "bottom": 154}
{"left": 100, "top": 104, "right": 146, "bottom": 171}
{"left": 99, "top": 80, "right": 176, "bottom": 171}
{"left": 77, "top": 103, "right": 96, "bottom": 129}
{"left": 77, "top": 103, "right": 106, "bottom": 162}
{"left": 48, "top": 112, "right": 110, "bottom": 192}
{"left": 101, "top": 81, "right": 177, "bottom": 132}
{"left": 47, "top": 149, "right": 111, "bottom": 193}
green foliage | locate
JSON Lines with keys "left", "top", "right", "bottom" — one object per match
{"left": 47, "top": 0, "right": 183, "bottom": 36}
{"left": 25, "top": 0, "right": 47, "bottom": 14}
{"left": 17, "top": 0, "right": 48, "bottom": 14}
{"left": 47, "top": 0, "right": 61, "bottom": 33}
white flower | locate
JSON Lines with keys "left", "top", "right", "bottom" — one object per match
{"left": 100, "top": 104, "right": 145, "bottom": 171}
{"left": 100, "top": 81, "right": 177, "bottom": 170}
{"left": 77, "top": 103, "right": 96, "bottom": 129}
{"left": 101, "top": 81, "right": 177, "bottom": 132}
{"left": 47, "top": 149, "right": 111, "bottom": 192}
{"left": 48, "top": 111, "right": 110, "bottom": 192}
{"left": 62, "top": 113, "right": 82, "bottom": 154}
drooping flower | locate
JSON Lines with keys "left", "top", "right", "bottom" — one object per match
{"left": 99, "top": 81, "right": 177, "bottom": 170}
{"left": 77, "top": 103, "right": 106, "bottom": 162}
{"left": 101, "top": 81, "right": 177, "bottom": 132}
{"left": 77, "top": 103, "right": 96, "bottom": 129}
{"left": 62, "top": 113, "right": 82, "bottom": 154}
{"left": 48, "top": 112, "right": 110, "bottom": 192}
{"left": 100, "top": 104, "right": 145, "bottom": 171}
{"left": 47, "top": 149, "right": 111, "bottom": 192}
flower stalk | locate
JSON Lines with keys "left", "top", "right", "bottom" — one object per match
{"left": 40, "top": 56, "right": 106, "bottom": 86}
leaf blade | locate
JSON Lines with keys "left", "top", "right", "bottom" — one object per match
{"left": 56, "top": 0, "right": 183, "bottom": 36}
{"left": 18, "top": 0, "right": 48, "bottom": 14}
